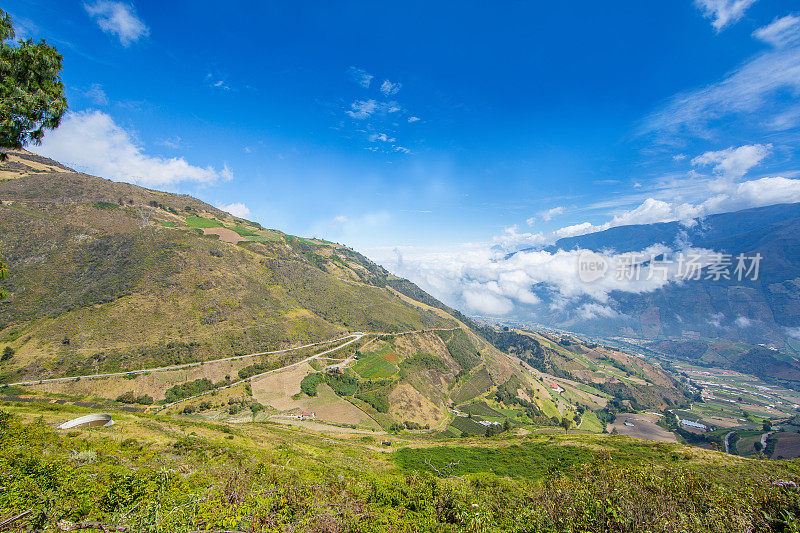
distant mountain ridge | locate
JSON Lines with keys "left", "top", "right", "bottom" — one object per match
{"left": 513, "top": 203, "right": 800, "bottom": 354}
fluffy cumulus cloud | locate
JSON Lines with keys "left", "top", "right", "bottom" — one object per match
{"left": 376, "top": 241, "right": 726, "bottom": 318}
{"left": 691, "top": 144, "right": 771, "bottom": 181}
{"left": 84, "top": 1, "right": 149, "bottom": 46}
{"left": 547, "top": 143, "right": 799, "bottom": 240}
{"left": 694, "top": 0, "right": 758, "bottom": 31}
{"left": 216, "top": 202, "right": 250, "bottom": 218}
{"left": 33, "top": 111, "right": 233, "bottom": 186}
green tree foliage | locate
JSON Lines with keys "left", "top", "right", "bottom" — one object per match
{"left": 0, "top": 9, "right": 67, "bottom": 159}
{"left": 164, "top": 378, "right": 214, "bottom": 403}
{"left": 0, "top": 258, "right": 6, "bottom": 300}
{"left": 1, "top": 346, "right": 12, "bottom": 361}
{"left": 115, "top": 391, "right": 154, "bottom": 405}
{"left": 300, "top": 373, "right": 325, "bottom": 396}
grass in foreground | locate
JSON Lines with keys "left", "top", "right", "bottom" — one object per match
{"left": 2, "top": 404, "right": 800, "bottom": 532}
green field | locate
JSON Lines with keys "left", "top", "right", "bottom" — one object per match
{"left": 353, "top": 350, "right": 399, "bottom": 379}
{"left": 450, "top": 415, "right": 488, "bottom": 436}
{"left": 395, "top": 442, "right": 597, "bottom": 479}
{"left": 185, "top": 215, "right": 222, "bottom": 228}
{"left": 463, "top": 401, "right": 506, "bottom": 419}
{"left": 452, "top": 368, "right": 493, "bottom": 404}
{"left": 578, "top": 410, "right": 604, "bottom": 432}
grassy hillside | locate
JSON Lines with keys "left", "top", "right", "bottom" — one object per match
{"left": 0, "top": 150, "right": 454, "bottom": 382}
{"left": 2, "top": 401, "right": 800, "bottom": 532}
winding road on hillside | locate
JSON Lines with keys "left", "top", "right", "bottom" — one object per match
{"left": 5, "top": 327, "right": 461, "bottom": 413}
{"left": 156, "top": 333, "right": 366, "bottom": 411}
{"left": 7, "top": 334, "right": 365, "bottom": 387}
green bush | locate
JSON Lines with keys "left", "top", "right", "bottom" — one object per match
{"left": 1, "top": 346, "right": 13, "bottom": 361}
{"left": 165, "top": 378, "right": 215, "bottom": 403}
{"left": 300, "top": 373, "right": 325, "bottom": 396}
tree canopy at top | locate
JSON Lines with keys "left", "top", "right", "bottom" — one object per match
{"left": 0, "top": 8, "right": 67, "bottom": 160}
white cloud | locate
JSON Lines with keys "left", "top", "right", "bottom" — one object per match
{"left": 332, "top": 215, "right": 348, "bottom": 225}
{"left": 576, "top": 303, "right": 619, "bottom": 320}
{"left": 554, "top": 222, "right": 601, "bottom": 239}
{"left": 205, "top": 73, "right": 231, "bottom": 91}
{"left": 217, "top": 202, "right": 250, "bottom": 218}
{"left": 754, "top": 14, "right": 800, "bottom": 48}
{"left": 394, "top": 146, "right": 411, "bottom": 154}
{"left": 85, "top": 83, "right": 108, "bottom": 106}
{"left": 492, "top": 225, "right": 548, "bottom": 250}
{"left": 83, "top": 1, "right": 149, "bottom": 46}
{"left": 463, "top": 289, "right": 514, "bottom": 315}
{"left": 708, "top": 312, "right": 726, "bottom": 328}
{"left": 160, "top": 136, "right": 182, "bottom": 149}
{"left": 507, "top": 143, "right": 796, "bottom": 243}
{"left": 541, "top": 206, "right": 564, "bottom": 221}
{"left": 373, "top": 238, "right": 724, "bottom": 318}
{"left": 641, "top": 44, "right": 800, "bottom": 137}
{"left": 673, "top": 154, "right": 687, "bottom": 161}
{"left": 408, "top": 116, "right": 421, "bottom": 123}
{"left": 346, "top": 99, "right": 378, "bottom": 119}
{"left": 691, "top": 143, "right": 771, "bottom": 181}
{"left": 368, "top": 133, "right": 395, "bottom": 143}
{"left": 694, "top": 0, "right": 758, "bottom": 31}
{"left": 348, "top": 66, "right": 373, "bottom": 88}
{"left": 526, "top": 206, "right": 565, "bottom": 226}
{"left": 380, "top": 80, "right": 402, "bottom": 96}
{"left": 33, "top": 110, "right": 232, "bottom": 187}
{"left": 735, "top": 316, "right": 754, "bottom": 327}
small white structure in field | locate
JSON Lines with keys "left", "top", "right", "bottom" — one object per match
{"left": 58, "top": 413, "right": 113, "bottom": 429}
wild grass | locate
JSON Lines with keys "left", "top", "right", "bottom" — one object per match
{"left": 2, "top": 407, "right": 800, "bottom": 532}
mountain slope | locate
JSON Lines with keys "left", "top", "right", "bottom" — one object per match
{"left": 0, "top": 150, "right": 456, "bottom": 380}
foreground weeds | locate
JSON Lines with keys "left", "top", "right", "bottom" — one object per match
{"left": 1, "top": 410, "right": 800, "bottom": 532}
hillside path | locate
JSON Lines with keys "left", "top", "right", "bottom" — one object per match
{"left": 7, "top": 334, "right": 363, "bottom": 387}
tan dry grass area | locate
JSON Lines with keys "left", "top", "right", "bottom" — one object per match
{"left": 250, "top": 368, "right": 381, "bottom": 430}
{"left": 389, "top": 382, "right": 446, "bottom": 428}
{"left": 35, "top": 357, "right": 262, "bottom": 401}
{"left": 250, "top": 362, "right": 312, "bottom": 409}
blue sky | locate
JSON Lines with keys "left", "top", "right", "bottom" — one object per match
{"left": 6, "top": 0, "right": 800, "bottom": 316}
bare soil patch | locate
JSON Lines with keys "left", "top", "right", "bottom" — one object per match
{"left": 771, "top": 432, "right": 800, "bottom": 459}
{"left": 609, "top": 414, "right": 677, "bottom": 443}
{"left": 202, "top": 227, "right": 247, "bottom": 243}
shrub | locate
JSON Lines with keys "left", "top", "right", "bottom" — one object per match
{"left": 165, "top": 378, "right": 214, "bottom": 403}
{"left": 1, "top": 346, "right": 14, "bottom": 361}
{"left": 300, "top": 373, "right": 325, "bottom": 396}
